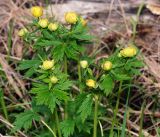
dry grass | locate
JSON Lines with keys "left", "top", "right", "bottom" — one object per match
{"left": 0, "top": 0, "right": 160, "bottom": 136}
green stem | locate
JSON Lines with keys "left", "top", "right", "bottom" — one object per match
{"left": 0, "top": 90, "right": 9, "bottom": 121}
{"left": 41, "top": 120, "right": 57, "bottom": 137}
{"left": 64, "top": 55, "right": 68, "bottom": 119}
{"left": 93, "top": 95, "right": 99, "bottom": 137}
{"left": 55, "top": 108, "right": 62, "bottom": 137}
{"left": 78, "top": 60, "right": 82, "bottom": 93}
{"left": 109, "top": 81, "right": 123, "bottom": 137}
{"left": 64, "top": 55, "right": 68, "bottom": 74}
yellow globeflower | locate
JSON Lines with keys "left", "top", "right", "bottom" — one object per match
{"left": 120, "top": 46, "right": 137, "bottom": 57}
{"left": 42, "top": 60, "right": 54, "bottom": 70}
{"left": 80, "top": 17, "right": 87, "bottom": 26}
{"left": 86, "top": 79, "right": 96, "bottom": 88}
{"left": 38, "top": 18, "right": 48, "bottom": 28}
{"left": 65, "top": 12, "right": 78, "bottom": 24}
{"left": 80, "top": 60, "right": 88, "bottom": 69}
{"left": 48, "top": 23, "right": 58, "bottom": 31}
{"left": 50, "top": 76, "right": 58, "bottom": 84}
{"left": 31, "top": 6, "right": 43, "bottom": 18}
{"left": 18, "top": 28, "right": 28, "bottom": 37}
{"left": 101, "top": 61, "right": 112, "bottom": 71}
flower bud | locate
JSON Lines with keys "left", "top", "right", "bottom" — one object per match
{"left": 80, "top": 60, "right": 88, "bottom": 69}
{"left": 48, "top": 23, "right": 58, "bottom": 31}
{"left": 101, "top": 61, "right": 112, "bottom": 71}
{"left": 120, "top": 46, "right": 137, "bottom": 57}
{"left": 18, "top": 28, "right": 28, "bottom": 37}
{"left": 86, "top": 79, "right": 96, "bottom": 88}
{"left": 38, "top": 18, "right": 48, "bottom": 28}
{"left": 31, "top": 6, "right": 43, "bottom": 18}
{"left": 80, "top": 17, "right": 87, "bottom": 26}
{"left": 50, "top": 76, "right": 58, "bottom": 84}
{"left": 65, "top": 12, "right": 78, "bottom": 24}
{"left": 42, "top": 60, "right": 54, "bottom": 70}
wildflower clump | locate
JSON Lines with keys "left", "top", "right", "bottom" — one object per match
{"left": 31, "top": 6, "right": 43, "bottom": 18}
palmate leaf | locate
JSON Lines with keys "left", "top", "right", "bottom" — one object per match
{"left": 60, "top": 119, "right": 75, "bottom": 137}
{"left": 18, "top": 59, "right": 41, "bottom": 77}
{"left": 31, "top": 83, "right": 69, "bottom": 113}
{"left": 35, "top": 39, "right": 62, "bottom": 47}
{"left": 54, "top": 80, "right": 73, "bottom": 91}
{"left": 99, "top": 74, "right": 114, "bottom": 96}
{"left": 53, "top": 45, "right": 65, "bottom": 61}
{"left": 36, "top": 90, "right": 57, "bottom": 113}
{"left": 77, "top": 94, "right": 93, "bottom": 122}
{"left": 14, "top": 110, "right": 40, "bottom": 131}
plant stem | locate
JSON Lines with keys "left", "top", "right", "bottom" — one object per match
{"left": 55, "top": 108, "right": 62, "bottom": 137}
{"left": 93, "top": 95, "right": 99, "bottom": 137}
{"left": 109, "top": 81, "right": 123, "bottom": 137}
{"left": 0, "top": 90, "right": 9, "bottom": 121}
{"left": 64, "top": 55, "right": 68, "bottom": 119}
{"left": 41, "top": 120, "right": 57, "bottom": 137}
{"left": 78, "top": 60, "right": 82, "bottom": 93}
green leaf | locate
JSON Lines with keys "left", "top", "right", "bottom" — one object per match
{"left": 53, "top": 89, "right": 69, "bottom": 101}
{"left": 65, "top": 46, "right": 79, "bottom": 60}
{"left": 100, "top": 75, "right": 114, "bottom": 95}
{"left": 53, "top": 45, "right": 65, "bottom": 61}
{"left": 73, "top": 34, "right": 94, "bottom": 41}
{"left": 111, "top": 70, "right": 131, "bottom": 81}
{"left": 78, "top": 94, "right": 93, "bottom": 122}
{"left": 54, "top": 80, "right": 72, "bottom": 91}
{"left": 35, "top": 40, "right": 62, "bottom": 47}
{"left": 14, "top": 110, "right": 40, "bottom": 131}
{"left": 60, "top": 119, "right": 75, "bottom": 137}
{"left": 36, "top": 90, "right": 56, "bottom": 113}
{"left": 18, "top": 59, "right": 41, "bottom": 70}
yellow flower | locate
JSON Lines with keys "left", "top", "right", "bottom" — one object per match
{"left": 65, "top": 12, "right": 78, "bottom": 24}
{"left": 101, "top": 61, "right": 112, "bottom": 71}
{"left": 48, "top": 23, "right": 58, "bottom": 31}
{"left": 120, "top": 46, "right": 137, "bottom": 57}
{"left": 31, "top": 6, "right": 43, "bottom": 18}
{"left": 80, "top": 60, "right": 88, "bottom": 69}
{"left": 50, "top": 76, "right": 58, "bottom": 84}
{"left": 38, "top": 18, "right": 48, "bottom": 28}
{"left": 42, "top": 60, "right": 54, "bottom": 70}
{"left": 18, "top": 28, "right": 28, "bottom": 37}
{"left": 86, "top": 79, "right": 96, "bottom": 88}
{"left": 80, "top": 17, "right": 87, "bottom": 26}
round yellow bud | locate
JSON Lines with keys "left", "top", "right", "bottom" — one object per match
{"left": 80, "top": 17, "right": 87, "bottom": 26}
{"left": 42, "top": 60, "right": 54, "bottom": 70}
{"left": 48, "top": 23, "right": 58, "bottom": 31}
{"left": 31, "top": 6, "right": 43, "bottom": 18}
{"left": 50, "top": 76, "right": 58, "bottom": 84}
{"left": 101, "top": 61, "right": 112, "bottom": 71}
{"left": 65, "top": 12, "right": 78, "bottom": 24}
{"left": 38, "top": 18, "right": 48, "bottom": 28}
{"left": 80, "top": 60, "right": 88, "bottom": 69}
{"left": 120, "top": 46, "right": 137, "bottom": 57}
{"left": 86, "top": 79, "right": 96, "bottom": 88}
{"left": 18, "top": 28, "right": 28, "bottom": 37}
